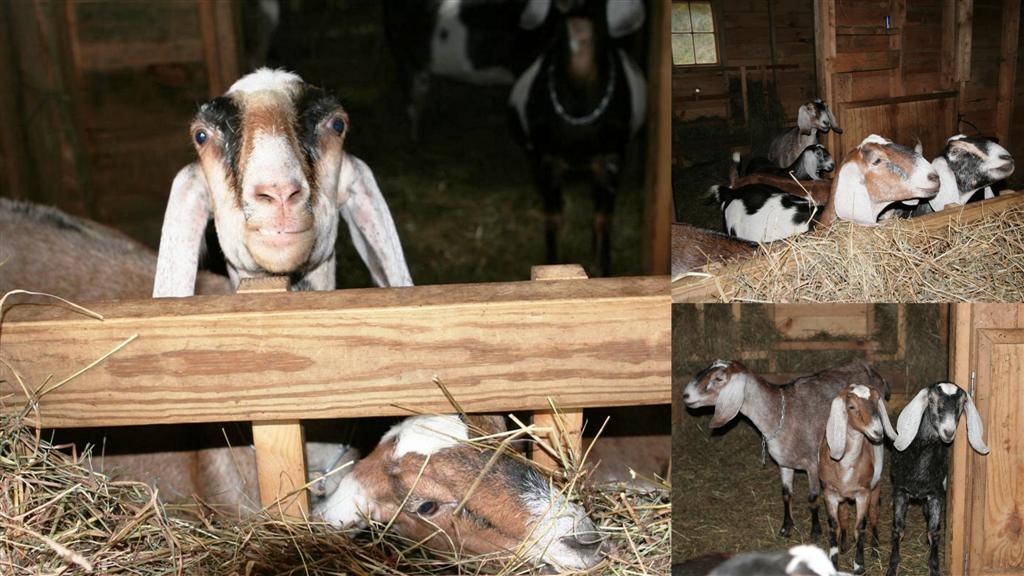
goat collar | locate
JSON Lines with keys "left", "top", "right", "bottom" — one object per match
{"left": 547, "top": 52, "right": 617, "bottom": 126}
{"left": 761, "top": 387, "right": 787, "bottom": 465}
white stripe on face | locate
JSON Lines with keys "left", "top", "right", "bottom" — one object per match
{"left": 937, "top": 382, "right": 959, "bottom": 395}
{"left": 383, "top": 415, "right": 469, "bottom": 458}
{"left": 313, "top": 472, "right": 374, "bottom": 528}
{"left": 850, "top": 384, "right": 870, "bottom": 399}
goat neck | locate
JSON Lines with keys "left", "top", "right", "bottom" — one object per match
{"left": 735, "top": 371, "right": 787, "bottom": 439}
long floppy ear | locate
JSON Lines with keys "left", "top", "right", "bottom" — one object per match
{"left": 797, "top": 103, "right": 816, "bottom": 132}
{"left": 606, "top": 0, "right": 645, "bottom": 38}
{"left": 519, "top": 0, "right": 551, "bottom": 29}
{"left": 826, "top": 395, "right": 848, "bottom": 461}
{"left": 871, "top": 442, "right": 885, "bottom": 489}
{"left": 708, "top": 375, "right": 746, "bottom": 429}
{"left": 464, "top": 414, "right": 508, "bottom": 436}
{"left": 338, "top": 153, "right": 413, "bottom": 287}
{"left": 894, "top": 388, "right": 930, "bottom": 451}
{"left": 154, "top": 163, "right": 211, "bottom": 297}
{"left": 962, "top": 393, "right": 990, "bottom": 455}
{"left": 879, "top": 397, "right": 897, "bottom": 440}
{"left": 824, "top": 103, "right": 843, "bottom": 134}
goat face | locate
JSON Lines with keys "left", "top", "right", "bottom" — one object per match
{"left": 681, "top": 359, "right": 735, "bottom": 409}
{"left": 943, "top": 135, "right": 1015, "bottom": 192}
{"left": 813, "top": 144, "right": 836, "bottom": 176}
{"left": 894, "top": 383, "right": 989, "bottom": 454}
{"left": 798, "top": 99, "right": 843, "bottom": 135}
{"left": 314, "top": 415, "right": 604, "bottom": 571}
{"left": 826, "top": 384, "right": 895, "bottom": 461}
{"left": 832, "top": 135, "right": 940, "bottom": 224}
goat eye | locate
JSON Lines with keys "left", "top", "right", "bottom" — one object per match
{"left": 871, "top": 157, "right": 883, "bottom": 166}
{"left": 847, "top": 405, "right": 855, "bottom": 411}
{"left": 194, "top": 129, "right": 208, "bottom": 146}
{"left": 416, "top": 501, "right": 439, "bottom": 516}
{"left": 331, "top": 117, "right": 346, "bottom": 134}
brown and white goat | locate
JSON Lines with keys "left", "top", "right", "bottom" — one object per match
{"left": 769, "top": 99, "right": 843, "bottom": 168}
{"left": 819, "top": 384, "right": 896, "bottom": 575}
{"left": 315, "top": 414, "right": 605, "bottom": 571}
{"left": 682, "top": 359, "right": 890, "bottom": 541}
{"left": 154, "top": 68, "right": 412, "bottom": 297}
{"left": 670, "top": 222, "right": 757, "bottom": 276}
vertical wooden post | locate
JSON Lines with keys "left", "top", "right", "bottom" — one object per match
{"left": 642, "top": 0, "right": 671, "bottom": 275}
{"left": 198, "top": 0, "right": 240, "bottom": 97}
{"left": 238, "top": 277, "right": 310, "bottom": 516}
{"left": 814, "top": 0, "right": 837, "bottom": 154}
{"left": 740, "top": 66, "right": 749, "bottom": 124}
{"left": 529, "top": 265, "right": 587, "bottom": 471}
{"left": 995, "top": 0, "right": 1020, "bottom": 147}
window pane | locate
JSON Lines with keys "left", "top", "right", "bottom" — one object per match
{"left": 672, "top": 33, "right": 695, "bottom": 65}
{"left": 671, "top": 3, "right": 691, "bottom": 33}
{"left": 690, "top": 1, "right": 714, "bottom": 33}
{"left": 694, "top": 33, "right": 718, "bottom": 64}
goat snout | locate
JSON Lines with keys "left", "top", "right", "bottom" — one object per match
{"left": 681, "top": 383, "right": 701, "bottom": 407}
{"left": 253, "top": 180, "right": 306, "bottom": 207}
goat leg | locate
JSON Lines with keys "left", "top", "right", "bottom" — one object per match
{"left": 407, "top": 70, "right": 430, "bottom": 142}
{"left": 826, "top": 491, "right": 842, "bottom": 570}
{"left": 535, "top": 157, "right": 565, "bottom": 266}
{"left": 807, "top": 469, "right": 823, "bottom": 540}
{"left": 925, "top": 495, "right": 943, "bottom": 576}
{"left": 886, "top": 490, "right": 909, "bottom": 576}
{"left": 780, "top": 467, "right": 796, "bottom": 537}
{"left": 590, "top": 155, "right": 619, "bottom": 277}
{"left": 869, "top": 483, "right": 881, "bottom": 559}
{"left": 854, "top": 493, "right": 868, "bottom": 575}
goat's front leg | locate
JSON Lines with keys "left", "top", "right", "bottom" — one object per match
{"left": 807, "top": 467, "right": 823, "bottom": 540}
{"left": 589, "top": 154, "right": 620, "bottom": 277}
{"left": 779, "top": 467, "right": 795, "bottom": 536}
{"left": 825, "top": 490, "right": 842, "bottom": 569}
{"left": 533, "top": 156, "right": 565, "bottom": 266}
{"left": 868, "top": 483, "right": 882, "bottom": 558}
{"left": 886, "top": 490, "right": 909, "bottom": 576}
{"left": 853, "top": 492, "right": 869, "bottom": 575}
{"left": 924, "top": 494, "right": 944, "bottom": 576}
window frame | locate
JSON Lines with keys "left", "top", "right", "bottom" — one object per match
{"left": 671, "top": 0, "right": 723, "bottom": 70}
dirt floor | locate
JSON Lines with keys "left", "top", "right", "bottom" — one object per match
{"left": 671, "top": 304, "right": 950, "bottom": 576}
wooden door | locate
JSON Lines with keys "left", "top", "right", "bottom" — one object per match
{"left": 948, "top": 304, "right": 1024, "bottom": 576}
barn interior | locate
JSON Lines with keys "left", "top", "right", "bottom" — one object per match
{"left": 671, "top": 0, "right": 1024, "bottom": 231}
{"left": 672, "top": 303, "right": 1024, "bottom": 576}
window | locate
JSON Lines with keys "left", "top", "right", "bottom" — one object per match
{"left": 671, "top": 1, "right": 719, "bottom": 66}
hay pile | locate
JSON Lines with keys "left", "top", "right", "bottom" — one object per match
{"left": 685, "top": 202, "right": 1024, "bottom": 302}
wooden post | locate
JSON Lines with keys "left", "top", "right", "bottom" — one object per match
{"left": 995, "top": 0, "right": 1020, "bottom": 147}
{"left": 814, "top": 0, "right": 838, "bottom": 154}
{"left": 238, "top": 277, "right": 309, "bottom": 517}
{"left": 740, "top": 66, "right": 749, "bottom": 124}
{"left": 530, "top": 265, "right": 586, "bottom": 471}
{"left": 642, "top": 0, "right": 671, "bottom": 276}
{"left": 197, "top": 0, "right": 240, "bottom": 97}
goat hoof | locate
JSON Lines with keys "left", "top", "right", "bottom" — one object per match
{"left": 778, "top": 525, "right": 791, "bottom": 537}
{"left": 853, "top": 566, "right": 865, "bottom": 575}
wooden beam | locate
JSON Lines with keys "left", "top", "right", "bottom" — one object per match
{"left": 956, "top": 0, "right": 974, "bottom": 84}
{"left": 1, "top": 276, "right": 670, "bottom": 428}
{"left": 643, "top": 0, "right": 671, "bottom": 276}
{"left": 814, "top": 0, "right": 838, "bottom": 154}
{"left": 996, "top": 0, "right": 1021, "bottom": 147}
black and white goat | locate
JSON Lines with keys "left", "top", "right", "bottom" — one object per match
{"left": 508, "top": 0, "right": 646, "bottom": 277}
{"left": 926, "top": 135, "right": 1015, "bottom": 212}
{"left": 887, "top": 382, "right": 989, "bottom": 576}
{"left": 702, "top": 545, "right": 853, "bottom": 576}
{"left": 682, "top": 359, "right": 890, "bottom": 540}
{"left": 769, "top": 100, "right": 843, "bottom": 168}
{"left": 739, "top": 144, "right": 836, "bottom": 182}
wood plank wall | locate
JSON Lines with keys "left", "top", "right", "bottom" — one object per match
{"left": 672, "top": 0, "right": 818, "bottom": 123}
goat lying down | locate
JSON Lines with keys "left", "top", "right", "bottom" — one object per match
{"left": 819, "top": 383, "right": 895, "bottom": 574}
{"left": 738, "top": 145, "right": 836, "bottom": 182}
{"left": 887, "top": 383, "right": 989, "bottom": 576}
{"left": 155, "top": 68, "right": 412, "bottom": 297}
{"left": 714, "top": 135, "right": 939, "bottom": 243}
{"left": 682, "top": 358, "right": 890, "bottom": 541}
{"left": 700, "top": 545, "right": 853, "bottom": 576}
{"left": 769, "top": 99, "right": 843, "bottom": 168}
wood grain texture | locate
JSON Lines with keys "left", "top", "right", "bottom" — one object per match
{"left": 253, "top": 420, "right": 308, "bottom": 516}
{"left": 0, "top": 277, "right": 670, "bottom": 428}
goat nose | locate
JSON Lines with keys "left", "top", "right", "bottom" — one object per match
{"left": 254, "top": 181, "right": 304, "bottom": 206}
{"left": 1000, "top": 154, "right": 1013, "bottom": 161}
{"left": 927, "top": 172, "right": 940, "bottom": 184}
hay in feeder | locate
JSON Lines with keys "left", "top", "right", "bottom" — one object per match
{"left": 675, "top": 199, "right": 1024, "bottom": 303}
{"left": 0, "top": 292, "right": 670, "bottom": 575}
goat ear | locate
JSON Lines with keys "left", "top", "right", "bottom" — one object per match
{"left": 337, "top": 153, "right": 413, "bottom": 287}
{"left": 519, "top": 0, "right": 551, "bottom": 30}
{"left": 464, "top": 414, "right": 508, "bottom": 436}
{"left": 879, "top": 397, "right": 897, "bottom": 440}
{"left": 870, "top": 442, "right": 885, "bottom": 489}
{"left": 914, "top": 139, "right": 924, "bottom": 156}
{"left": 708, "top": 375, "right": 745, "bottom": 428}
{"left": 894, "top": 388, "right": 929, "bottom": 451}
{"left": 606, "top": 0, "right": 645, "bottom": 38}
{"left": 825, "top": 104, "right": 842, "bottom": 134}
{"left": 962, "top": 393, "right": 990, "bottom": 455}
{"left": 154, "top": 163, "right": 211, "bottom": 298}
{"left": 826, "top": 395, "right": 848, "bottom": 460}
{"left": 313, "top": 467, "right": 378, "bottom": 529}
{"left": 797, "top": 104, "right": 815, "bottom": 131}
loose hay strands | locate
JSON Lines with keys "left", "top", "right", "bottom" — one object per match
{"left": 0, "top": 292, "right": 669, "bottom": 575}
{"left": 675, "top": 202, "right": 1024, "bottom": 302}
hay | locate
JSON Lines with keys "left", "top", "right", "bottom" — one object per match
{"left": 0, "top": 293, "right": 669, "bottom": 575}
{"left": 685, "top": 202, "right": 1024, "bottom": 303}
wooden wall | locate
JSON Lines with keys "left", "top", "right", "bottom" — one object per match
{"left": 672, "top": 0, "right": 818, "bottom": 123}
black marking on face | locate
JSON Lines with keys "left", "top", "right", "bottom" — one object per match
{"left": 692, "top": 363, "right": 725, "bottom": 389}
{"left": 196, "top": 96, "right": 242, "bottom": 186}
{"left": 296, "top": 86, "right": 343, "bottom": 167}
{"left": 945, "top": 137, "right": 997, "bottom": 191}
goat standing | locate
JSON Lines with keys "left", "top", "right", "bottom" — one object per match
{"left": 887, "top": 383, "right": 989, "bottom": 576}
{"left": 769, "top": 99, "right": 843, "bottom": 168}
{"left": 508, "top": 0, "right": 646, "bottom": 276}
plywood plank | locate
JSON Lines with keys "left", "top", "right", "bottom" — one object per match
{"left": 0, "top": 277, "right": 671, "bottom": 428}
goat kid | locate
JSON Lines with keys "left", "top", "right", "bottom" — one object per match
{"left": 887, "top": 383, "right": 989, "bottom": 576}
{"left": 739, "top": 145, "right": 836, "bottom": 182}
{"left": 715, "top": 135, "right": 939, "bottom": 243}
{"left": 315, "top": 414, "right": 605, "bottom": 571}
{"left": 155, "top": 68, "right": 412, "bottom": 297}
{"left": 682, "top": 358, "right": 889, "bottom": 540}
{"left": 509, "top": 0, "right": 646, "bottom": 276}
{"left": 703, "top": 545, "right": 854, "bottom": 576}
{"left": 769, "top": 99, "right": 843, "bottom": 168}
{"left": 819, "top": 384, "right": 896, "bottom": 574}
{"left": 670, "top": 222, "right": 757, "bottom": 277}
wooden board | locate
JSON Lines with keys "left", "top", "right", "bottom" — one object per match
{"left": 774, "top": 303, "right": 870, "bottom": 338}
{"left": 838, "top": 91, "right": 957, "bottom": 158}
{"left": 0, "top": 277, "right": 671, "bottom": 428}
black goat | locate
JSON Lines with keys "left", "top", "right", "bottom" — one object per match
{"left": 888, "top": 382, "right": 990, "bottom": 576}
{"left": 508, "top": 0, "right": 646, "bottom": 276}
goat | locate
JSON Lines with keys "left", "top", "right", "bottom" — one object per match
{"left": 671, "top": 222, "right": 757, "bottom": 277}
{"left": 926, "top": 135, "right": 1015, "bottom": 213}
{"left": 769, "top": 100, "right": 843, "bottom": 168}
{"left": 702, "top": 545, "right": 853, "bottom": 576}
{"left": 315, "top": 414, "right": 605, "bottom": 571}
{"left": 681, "top": 358, "right": 890, "bottom": 541}
{"left": 508, "top": 0, "right": 646, "bottom": 276}
{"left": 714, "top": 135, "right": 940, "bottom": 243}
{"left": 887, "top": 383, "right": 989, "bottom": 576}
{"left": 739, "top": 145, "right": 836, "bottom": 182}
{"left": 819, "top": 384, "right": 896, "bottom": 574}
{"left": 154, "top": 68, "right": 412, "bottom": 298}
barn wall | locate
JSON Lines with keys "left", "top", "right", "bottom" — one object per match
{"left": 672, "top": 0, "right": 818, "bottom": 123}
